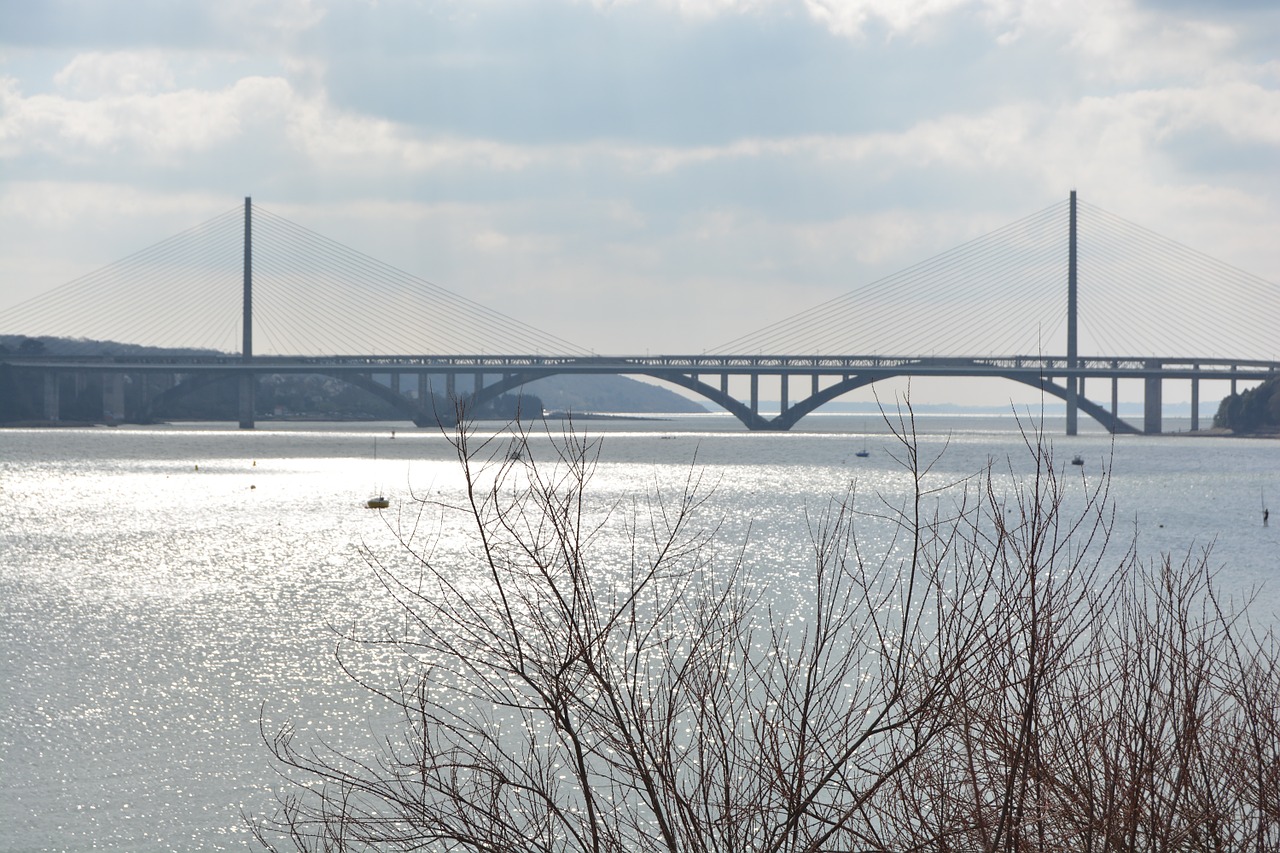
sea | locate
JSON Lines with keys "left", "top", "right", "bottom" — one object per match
{"left": 2, "top": 412, "right": 1278, "bottom": 853}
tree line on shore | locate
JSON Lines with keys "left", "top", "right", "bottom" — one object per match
{"left": 0, "top": 336, "right": 700, "bottom": 424}
{"left": 1214, "top": 377, "right": 1280, "bottom": 434}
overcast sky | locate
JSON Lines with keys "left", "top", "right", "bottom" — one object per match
{"left": 2, "top": 0, "right": 1277, "bottom": 404}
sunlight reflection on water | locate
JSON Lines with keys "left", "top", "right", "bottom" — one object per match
{"left": 1, "top": 417, "right": 1277, "bottom": 851}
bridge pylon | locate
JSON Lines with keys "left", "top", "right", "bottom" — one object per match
{"left": 1066, "top": 190, "right": 1079, "bottom": 436}
{"left": 239, "top": 196, "right": 256, "bottom": 429}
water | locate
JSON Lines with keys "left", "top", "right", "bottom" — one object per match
{"left": 2, "top": 414, "right": 1278, "bottom": 852}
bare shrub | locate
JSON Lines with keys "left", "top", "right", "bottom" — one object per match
{"left": 252, "top": 414, "right": 1279, "bottom": 853}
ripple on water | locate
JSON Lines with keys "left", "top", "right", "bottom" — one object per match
{"left": 1, "top": 422, "right": 1277, "bottom": 852}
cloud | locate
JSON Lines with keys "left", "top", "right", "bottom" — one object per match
{"left": 53, "top": 52, "right": 178, "bottom": 97}
{"left": 802, "top": 0, "right": 977, "bottom": 39}
{"left": 1061, "top": 4, "right": 1238, "bottom": 85}
{"left": 1, "top": 71, "right": 294, "bottom": 162}
{"left": 210, "top": 0, "right": 327, "bottom": 39}
{"left": 0, "top": 0, "right": 325, "bottom": 52}
{"left": 1, "top": 0, "right": 1278, "bottom": 362}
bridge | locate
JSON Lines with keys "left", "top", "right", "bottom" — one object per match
{"left": 2, "top": 194, "right": 1277, "bottom": 433}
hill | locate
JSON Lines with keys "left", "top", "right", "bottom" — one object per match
{"left": 1214, "top": 377, "right": 1280, "bottom": 435}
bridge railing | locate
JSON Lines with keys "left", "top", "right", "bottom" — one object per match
{"left": 3, "top": 353, "right": 1279, "bottom": 375}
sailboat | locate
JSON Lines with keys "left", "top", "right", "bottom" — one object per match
{"left": 855, "top": 435, "right": 870, "bottom": 458}
{"left": 366, "top": 438, "right": 389, "bottom": 509}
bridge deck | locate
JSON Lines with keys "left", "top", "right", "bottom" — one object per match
{"left": 7, "top": 353, "right": 1279, "bottom": 378}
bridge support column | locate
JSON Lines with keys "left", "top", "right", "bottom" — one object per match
{"left": 446, "top": 372, "right": 456, "bottom": 400}
{"left": 103, "top": 372, "right": 125, "bottom": 423}
{"left": 1111, "top": 375, "right": 1119, "bottom": 427}
{"left": 1066, "top": 377, "right": 1079, "bottom": 436}
{"left": 239, "top": 373, "right": 255, "bottom": 429}
{"left": 750, "top": 374, "right": 759, "bottom": 415}
{"left": 43, "top": 372, "right": 60, "bottom": 422}
{"left": 391, "top": 372, "right": 401, "bottom": 396}
{"left": 780, "top": 375, "right": 788, "bottom": 413}
{"left": 1191, "top": 374, "right": 1200, "bottom": 432}
{"left": 720, "top": 374, "right": 729, "bottom": 395}
{"left": 1143, "top": 365, "right": 1162, "bottom": 435}
{"left": 812, "top": 373, "right": 820, "bottom": 396}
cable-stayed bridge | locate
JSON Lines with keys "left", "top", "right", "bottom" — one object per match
{"left": 2, "top": 194, "right": 1277, "bottom": 433}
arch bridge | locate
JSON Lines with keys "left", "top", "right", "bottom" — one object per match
{"left": 6, "top": 352, "right": 1276, "bottom": 434}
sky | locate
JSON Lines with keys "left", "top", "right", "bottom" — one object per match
{"left": 2, "top": 0, "right": 1278, "bottom": 406}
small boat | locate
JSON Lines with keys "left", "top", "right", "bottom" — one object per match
{"left": 1071, "top": 455, "right": 1084, "bottom": 466}
{"left": 365, "top": 438, "right": 389, "bottom": 508}
{"left": 855, "top": 436, "right": 870, "bottom": 458}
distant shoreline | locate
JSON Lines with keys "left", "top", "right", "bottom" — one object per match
{"left": 3, "top": 416, "right": 1276, "bottom": 437}
{"left": 0, "top": 409, "right": 675, "bottom": 425}
{"left": 543, "top": 411, "right": 670, "bottom": 422}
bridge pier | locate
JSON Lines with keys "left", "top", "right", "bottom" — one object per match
{"left": 780, "top": 375, "right": 788, "bottom": 412}
{"left": 1111, "top": 374, "right": 1119, "bottom": 426}
{"left": 141, "top": 372, "right": 173, "bottom": 422}
{"left": 1144, "top": 362, "right": 1162, "bottom": 435}
{"left": 750, "top": 374, "right": 759, "bottom": 415}
{"left": 43, "top": 372, "right": 60, "bottom": 422}
{"left": 1191, "top": 373, "right": 1200, "bottom": 431}
{"left": 102, "top": 372, "right": 125, "bottom": 423}
{"left": 1066, "top": 377, "right": 1079, "bottom": 436}
{"left": 239, "top": 373, "right": 255, "bottom": 429}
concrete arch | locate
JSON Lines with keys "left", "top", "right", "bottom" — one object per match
{"left": 469, "top": 372, "right": 571, "bottom": 423}
{"left": 473, "top": 371, "right": 778, "bottom": 431}
{"left": 143, "top": 370, "right": 456, "bottom": 427}
{"left": 334, "top": 373, "right": 455, "bottom": 427}
{"left": 1006, "top": 373, "right": 1140, "bottom": 434}
{"left": 466, "top": 368, "right": 1143, "bottom": 434}
{"left": 770, "top": 371, "right": 1139, "bottom": 434}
